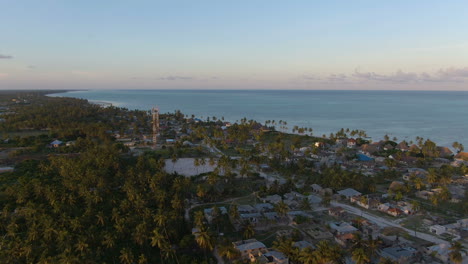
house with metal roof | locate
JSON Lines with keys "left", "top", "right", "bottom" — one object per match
{"left": 337, "top": 188, "right": 362, "bottom": 199}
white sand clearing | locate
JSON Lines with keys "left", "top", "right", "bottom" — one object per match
{"left": 164, "top": 158, "right": 218, "bottom": 177}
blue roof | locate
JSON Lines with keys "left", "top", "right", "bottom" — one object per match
{"left": 357, "top": 154, "right": 373, "bottom": 161}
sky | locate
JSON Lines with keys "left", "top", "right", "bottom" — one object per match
{"left": 1, "top": 0, "right": 468, "bottom": 90}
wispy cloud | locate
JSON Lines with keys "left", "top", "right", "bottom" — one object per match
{"left": 327, "top": 73, "right": 348, "bottom": 82}
{"left": 299, "top": 74, "right": 319, "bottom": 81}
{"left": 0, "top": 54, "right": 13, "bottom": 59}
{"left": 353, "top": 70, "right": 420, "bottom": 83}
{"left": 353, "top": 67, "right": 468, "bottom": 83}
{"left": 299, "top": 73, "right": 350, "bottom": 83}
{"left": 432, "top": 67, "right": 468, "bottom": 82}
{"left": 157, "top": 76, "right": 194, "bottom": 81}
{"left": 300, "top": 67, "right": 468, "bottom": 85}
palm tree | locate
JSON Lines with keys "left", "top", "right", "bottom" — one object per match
{"left": 229, "top": 204, "right": 240, "bottom": 223}
{"left": 275, "top": 200, "right": 290, "bottom": 219}
{"left": 273, "top": 236, "right": 299, "bottom": 261}
{"left": 351, "top": 233, "right": 366, "bottom": 252}
{"left": 298, "top": 247, "right": 317, "bottom": 264}
{"left": 410, "top": 200, "right": 421, "bottom": 212}
{"left": 449, "top": 241, "right": 466, "bottom": 264}
{"left": 314, "top": 240, "right": 344, "bottom": 264}
{"left": 196, "top": 184, "right": 206, "bottom": 200}
{"left": 207, "top": 171, "right": 219, "bottom": 185}
{"left": 119, "top": 247, "right": 134, "bottom": 264}
{"left": 427, "top": 168, "right": 439, "bottom": 186}
{"left": 242, "top": 221, "right": 255, "bottom": 239}
{"left": 151, "top": 228, "right": 167, "bottom": 248}
{"left": 194, "top": 211, "right": 205, "bottom": 228}
{"left": 300, "top": 197, "right": 312, "bottom": 211}
{"left": 102, "top": 233, "right": 116, "bottom": 249}
{"left": 208, "top": 157, "right": 216, "bottom": 167}
{"left": 171, "top": 154, "right": 178, "bottom": 170}
{"left": 193, "top": 158, "right": 200, "bottom": 174}
{"left": 366, "top": 235, "right": 382, "bottom": 261}
{"left": 218, "top": 242, "right": 241, "bottom": 261}
{"left": 413, "top": 177, "right": 424, "bottom": 191}
{"left": 195, "top": 225, "right": 214, "bottom": 251}
{"left": 352, "top": 247, "right": 370, "bottom": 264}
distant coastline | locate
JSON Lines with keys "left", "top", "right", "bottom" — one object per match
{"left": 47, "top": 90, "right": 117, "bottom": 107}
{"left": 88, "top": 100, "right": 114, "bottom": 107}
{"left": 45, "top": 89, "right": 468, "bottom": 148}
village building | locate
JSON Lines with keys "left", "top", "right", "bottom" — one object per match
{"left": 283, "top": 191, "right": 304, "bottom": 201}
{"left": 347, "top": 138, "right": 357, "bottom": 148}
{"left": 237, "top": 205, "right": 257, "bottom": 214}
{"left": 306, "top": 194, "right": 322, "bottom": 205}
{"left": 328, "top": 206, "right": 345, "bottom": 217}
{"left": 386, "top": 208, "right": 403, "bottom": 217}
{"left": 294, "top": 240, "right": 315, "bottom": 250}
{"left": 335, "top": 233, "right": 355, "bottom": 247}
{"left": 457, "top": 218, "right": 468, "bottom": 228}
{"left": 240, "top": 212, "right": 262, "bottom": 225}
{"left": 305, "top": 228, "right": 334, "bottom": 240}
{"left": 454, "top": 152, "right": 468, "bottom": 161}
{"left": 396, "top": 141, "right": 409, "bottom": 151}
{"left": 426, "top": 243, "right": 455, "bottom": 263}
{"left": 311, "top": 183, "right": 323, "bottom": 194}
{"left": 329, "top": 222, "right": 358, "bottom": 235}
{"left": 337, "top": 188, "right": 362, "bottom": 200}
{"left": 261, "top": 251, "right": 288, "bottom": 264}
{"left": 203, "top": 207, "right": 227, "bottom": 224}
{"left": 50, "top": 139, "right": 63, "bottom": 147}
{"left": 233, "top": 239, "right": 268, "bottom": 260}
{"left": 233, "top": 239, "right": 288, "bottom": 264}
{"left": 436, "top": 146, "right": 453, "bottom": 158}
{"left": 415, "top": 190, "right": 434, "bottom": 200}
{"left": 263, "top": 212, "right": 280, "bottom": 223}
{"left": 254, "top": 203, "right": 274, "bottom": 213}
{"left": 379, "top": 246, "right": 417, "bottom": 263}
{"left": 262, "top": 195, "right": 282, "bottom": 204}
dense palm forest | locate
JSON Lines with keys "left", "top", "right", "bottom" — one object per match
{"left": 0, "top": 93, "right": 204, "bottom": 263}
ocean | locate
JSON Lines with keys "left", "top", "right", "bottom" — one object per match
{"left": 48, "top": 90, "right": 468, "bottom": 148}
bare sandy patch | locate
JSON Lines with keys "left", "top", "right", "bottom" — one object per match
{"left": 164, "top": 158, "right": 217, "bottom": 177}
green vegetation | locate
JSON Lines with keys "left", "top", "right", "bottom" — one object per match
{"left": 0, "top": 92, "right": 207, "bottom": 263}
{"left": 1, "top": 91, "right": 468, "bottom": 263}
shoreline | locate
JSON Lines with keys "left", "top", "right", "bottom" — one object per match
{"left": 46, "top": 90, "right": 118, "bottom": 107}
{"left": 44, "top": 89, "right": 465, "bottom": 149}
{"left": 44, "top": 89, "right": 87, "bottom": 97}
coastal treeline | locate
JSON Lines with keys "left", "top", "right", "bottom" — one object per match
{"left": 1, "top": 94, "right": 149, "bottom": 141}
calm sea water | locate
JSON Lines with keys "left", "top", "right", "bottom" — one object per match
{"left": 49, "top": 90, "right": 468, "bottom": 147}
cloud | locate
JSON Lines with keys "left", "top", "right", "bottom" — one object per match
{"left": 327, "top": 73, "right": 348, "bottom": 82}
{"left": 0, "top": 73, "right": 9, "bottom": 79}
{"left": 353, "top": 70, "right": 419, "bottom": 83}
{"left": 0, "top": 54, "right": 13, "bottom": 59}
{"left": 433, "top": 67, "right": 468, "bottom": 81}
{"left": 157, "top": 75, "right": 194, "bottom": 81}
{"left": 299, "top": 73, "right": 348, "bottom": 82}
{"left": 300, "top": 74, "right": 319, "bottom": 81}
{"left": 353, "top": 67, "right": 468, "bottom": 83}
{"left": 298, "top": 67, "right": 468, "bottom": 85}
